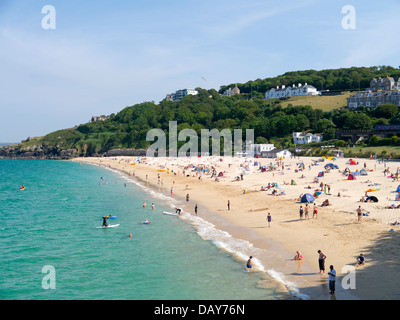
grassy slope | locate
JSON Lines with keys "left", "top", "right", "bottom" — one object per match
{"left": 275, "top": 92, "right": 352, "bottom": 111}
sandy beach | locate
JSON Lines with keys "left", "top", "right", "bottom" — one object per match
{"left": 73, "top": 155, "right": 400, "bottom": 300}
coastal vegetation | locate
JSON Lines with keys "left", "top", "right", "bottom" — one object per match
{"left": 3, "top": 65, "right": 400, "bottom": 158}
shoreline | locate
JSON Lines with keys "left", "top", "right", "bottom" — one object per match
{"left": 73, "top": 155, "right": 400, "bottom": 300}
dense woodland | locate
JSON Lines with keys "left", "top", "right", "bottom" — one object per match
{"left": 19, "top": 66, "right": 400, "bottom": 156}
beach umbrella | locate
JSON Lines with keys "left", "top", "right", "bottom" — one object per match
{"left": 301, "top": 193, "right": 315, "bottom": 203}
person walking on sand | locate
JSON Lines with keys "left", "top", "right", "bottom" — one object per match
{"left": 305, "top": 203, "right": 310, "bottom": 220}
{"left": 328, "top": 265, "right": 336, "bottom": 294}
{"left": 227, "top": 200, "right": 230, "bottom": 211}
{"left": 299, "top": 205, "right": 304, "bottom": 221}
{"left": 357, "top": 206, "right": 362, "bottom": 223}
{"left": 318, "top": 250, "right": 327, "bottom": 275}
{"left": 195, "top": 204, "right": 198, "bottom": 215}
{"left": 267, "top": 213, "right": 272, "bottom": 228}
{"left": 313, "top": 204, "right": 318, "bottom": 219}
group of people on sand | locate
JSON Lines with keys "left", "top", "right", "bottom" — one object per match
{"left": 290, "top": 249, "right": 365, "bottom": 295}
{"left": 299, "top": 204, "right": 319, "bottom": 220}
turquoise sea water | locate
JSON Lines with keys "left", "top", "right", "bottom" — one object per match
{"left": 0, "top": 159, "right": 292, "bottom": 300}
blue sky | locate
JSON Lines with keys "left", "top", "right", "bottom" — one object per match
{"left": 1, "top": 0, "right": 400, "bottom": 142}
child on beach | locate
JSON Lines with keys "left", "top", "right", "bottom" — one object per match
{"left": 292, "top": 251, "right": 303, "bottom": 260}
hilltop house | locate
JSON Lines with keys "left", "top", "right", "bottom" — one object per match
{"left": 347, "top": 77, "right": 400, "bottom": 109}
{"left": 91, "top": 115, "right": 109, "bottom": 122}
{"left": 166, "top": 88, "right": 198, "bottom": 102}
{"left": 265, "top": 83, "right": 320, "bottom": 99}
{"left": 221, "top": 84, "right": 240, "bottom": 97}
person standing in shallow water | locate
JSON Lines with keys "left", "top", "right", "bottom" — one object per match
{"left": 195, "top": 204, "right": 198, "bottom": 215}
{"left": 328, "top": 265, "right": 336, "bottom": 294}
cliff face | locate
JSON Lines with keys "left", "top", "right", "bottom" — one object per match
{"left": 0, "top": 144, "right": 79, "bottom": 159}
{"left": 0, "top": 144, "right": 147, "bottom": 159}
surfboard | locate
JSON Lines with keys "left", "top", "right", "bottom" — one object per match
{"left": 163, "top": 211, "right": 178, "bottom": 216}
{"left": 97, "top": 224, "right": 120, "bottom": 229}
{"left": 101, "top": 216, "right": 117, "bottom": 219}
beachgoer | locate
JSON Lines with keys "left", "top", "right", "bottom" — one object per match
{"left": 176, "top": 208, "right": 182, "bottom": 215}
{"left": 186, "top": 194, "right": 190, "bottom": 202}
{"left": 328, "top": 265, "right": 336, "bottom": 294}
{"left": 195, "top": 204, "right": 198, "bottom": 215}
{"left": 299, "top": 206, "right": 304, "bottom": 220}
{"left": 292, "top": 251, "right": 303, "bottom": 260}
{"left": 313, "top": 204, "right": 318, "bottom": 219}
{"left": 357, "top": 206, "right": 362, "bottom": 222}
{"left": 305, "top": 204, "right": 309, "bottom": 220}
{"left": 227, "top": 200, "right": 230, "bottom": 211}
{"left": 129, "top": 233, "right": 133, "bottom": 238}
{"left": 246, "top": 256, "right": 253, "bottom": 270}
{"left": 267, "top": 213, "right": 272, "bottom": 227}
{"left": 151, "top": 203, "right": 155, "bottom": 210}
{"left": 318, "top": 250, "right": 326, "bottom": 275}
{"left": 143, "top": 201, "right": 146, "bottom": 208}
{"left": 355, "top": 254, "right": 365, "bottom": 267}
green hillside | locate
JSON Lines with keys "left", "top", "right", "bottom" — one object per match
{"left": 4, "top": 65, "right": 400, "bottom": 158}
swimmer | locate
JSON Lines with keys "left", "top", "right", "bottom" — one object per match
{"left": 246, "top": 256, "right": 253, "bottom": 270}
{"left": 151, "top": 203, "right": 155, "bottom": 210}
{"left": 143, "top": 219, "right": 151, "bottom": 224}
{"left": 129, "top": 233, "right": 133, "bottom": 238}
{"left": 143, "top": 201, "right": 146, "bottom": 208}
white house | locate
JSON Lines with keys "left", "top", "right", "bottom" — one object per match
{"left": 261, "top": 148, "right": 292, "bottom": 158}
{"left": 293, "top": 132, "right": 323, "bottom": 144}
{"left": 246, "top": 144, "right": 275, "bottom": 157}
{"left": 265, "top": 83, "right": 320, "bottom": 99}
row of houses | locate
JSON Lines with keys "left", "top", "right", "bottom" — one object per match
{"left": 347, "top": 76, "right": 400, "bottom": 109}
{"left": 166, "top": 82, "right": 319, "bottom": 103}
{"left": 265, "top": 83, "right": 320, "bottom": 99}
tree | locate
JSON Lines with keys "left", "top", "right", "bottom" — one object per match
{"left": 343, "top": 113, "right": 372, "bottom": 130}
{"left": 369, "top": 135, "right": 379, "bottom": 146}
{"left": 315, "top": 119, "right": 336, "bottom": 133}
{"left": 373, "top": 104, "right": 398, "bottom": 119}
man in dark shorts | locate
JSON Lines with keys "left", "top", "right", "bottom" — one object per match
{"left": 318, "top": 250, "right": 326, "bottom": 274}
{"left": 299, "top": 206, "right": 304, "bottom": 220}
